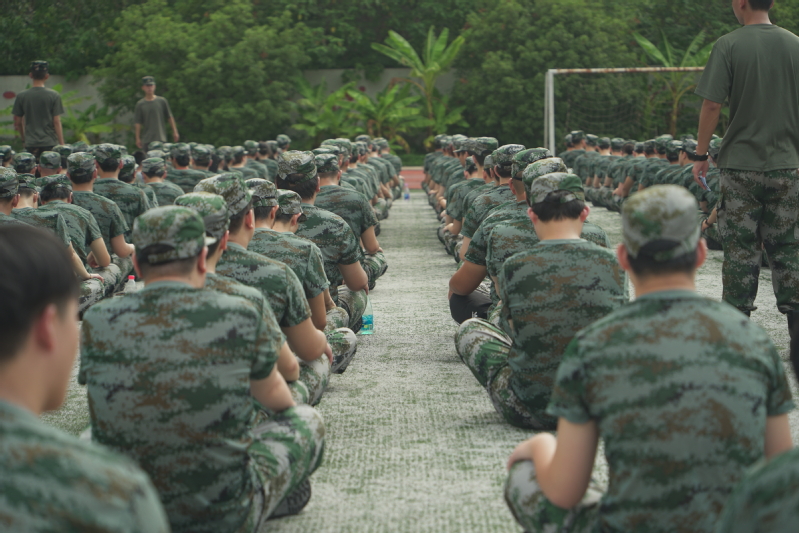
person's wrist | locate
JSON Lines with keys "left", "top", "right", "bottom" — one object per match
{"left": 688, "top": 151, "right": 709, "bottom": 162}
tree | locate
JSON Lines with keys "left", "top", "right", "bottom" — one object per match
{"left": 291, "top": 78, "right": 360, "bottom": 149}
{"left": 632, "top": 30, "right": 714, "bottom": 137}
{"left": 372, "top": 26, "right": 465, "bottom": 138}
{"left": 347, "top": 84, "right": 431, "bottom": 152}
{"left": 93, "top": 0, "right": 315, "bottom": 145}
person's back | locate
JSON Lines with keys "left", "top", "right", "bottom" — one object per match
{"left": 38, "top": 198, "right": 101, "bottom": 263}
{"left": 250, "top": 228, "right": 328, "bottom": 300}
{"left": 93, "top": 178, "right": 150, "bottom": 236}
{"left": 72, "top": 190, "right": 129, "bottom": 250}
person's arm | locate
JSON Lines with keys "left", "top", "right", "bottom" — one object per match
{"left": 308, "top": 293, "right": 327, "bottom": 330}
{"left": 506, "top": 418, "right": 599, "bottom": 509}
{"left": 13, "top": 115, "right": 24, "bottom": 145}
{"left": 111, "top": 234, "right": 134, "bottom": 258}
{"left": 53, "top": 115, "right": 64, "bottom": 145}
{"left": 250, "top": 365, "right": 295, "bottom": 413}
{"left": 339, "top": 261, "right": 369, "bottom": 294}
{"left": 135, "top": 123, "right": 143, "bottom": 149}
{"left": 169, "top": 116, "right": 179, "bottom": 142}
{"left": 282, "top": 318, "right": 330, "bottom": 363}
{"left": 88, "top": 237, "right": 111, "bottom": 268}
{"left": 692, "top": 99, "right": 722, "bottom": 186}
{"left": 764, "top": 414, "right": 793, "bottom": 459}
{"left": 323, "top": 288, "right": 336, "bottom": 311}
{"left": 361, "top": 226, "right": 381, "bottom": 255}
{"left": 276, "top": 341, "right": 300, "bottom": 383}
{"left": 69, "top": 245, "right": 103, "bottom": 281}
{"left": 702, "top": 207, "right": 718, "bottom": 232}
{"left": 459, "top": 236, "right": 472, "bottom": 261}
{"left": 449, "top": 260, "right": 487, "bottom": 296}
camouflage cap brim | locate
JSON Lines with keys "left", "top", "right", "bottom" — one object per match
{"left": 529, "top": 173, "right": 585, "bottom": 204}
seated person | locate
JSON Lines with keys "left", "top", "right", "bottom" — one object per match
{"left": 0, "top": 224, "right": 169, "bottom": 531}
{"left": 168, "top": 143, "right": 210, "bottom": 193}
{"left": 455, "top": 173, "right": 626, "bottom": 429}
{"left": 141, "top": 157, "right": 184, "bottom": 206}
{"left": 505, "top": 185, "right": 794, "bottom": 533}
{"left": 277, "top": 151, "right": 369, "bottom": 332}
{"left": 80, "top": 206, "right": 325, "bottom": 531}
{"left": 92, "top": 144, "right": 153, "bottom": 240}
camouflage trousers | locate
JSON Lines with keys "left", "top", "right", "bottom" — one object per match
{"left": 362, "top": 251, "right": 388, "bottom": 288}
{"left": 455, "top": 319, "right": 553, "bottom": 429}
{"left": 79, "top": 255, "right": 134, "bottom": 315}
{"left": 374, "top": 198, "right": 389, "bottom": 220}
{"left": 337, "top": 287, "right": 369, "bottom": 332}
{"left": 326, "top": 306, "right": 358, "bottom": 374}
{"left": 290, "top": 356, "right": 330, "bottom": 406}
{"left": 593, "top": 187, "right": 613, "bottom": 209}
{"left": 248, "top": 405, "right": 326, "bottom": 526}
{"left": 718, "top": 169, "right": 799, "bottom": 313}
{"left": 505, "top": 460, "right": 602, "bottom": 533}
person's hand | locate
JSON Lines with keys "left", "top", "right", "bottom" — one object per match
{"left": 136, "top": 139, "right": 143, "bottom": 149}
{"left": 324, "top": 342, "right": 333, "bottom": 366}
{"left": 376, "top": 246, "right": 383, "bottom": 253}
{"left": 82, "top": 273, "right": 105, "bottom": 282}
{"left": 87, "top": 252, "right": 99, "bottom": 269}
{"left": 693, "top": 160, "right": 710, "bottom": 187}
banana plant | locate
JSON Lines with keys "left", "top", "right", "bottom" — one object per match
{"left": 347, "top": 83, "right": 431, "bottom": 152}
{"left": 291, "top": 77, "right": 360, "bottom": 148}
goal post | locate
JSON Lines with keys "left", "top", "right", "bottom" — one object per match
{"left": 544, "top": 67, "right": 706, "bottom": 153}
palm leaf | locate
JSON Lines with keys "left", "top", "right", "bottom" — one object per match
{"left": 681, "top": 30, "right": 706, "bottom": 67}
{"left": 437, "top": 35, "right": 466, "bottom": 71}
{"left": 632, "top": 32, "right": 669, "bottom": 67}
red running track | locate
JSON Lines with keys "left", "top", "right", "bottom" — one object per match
{"left": 402, "top": 167, "right": 424, "bottom": 190}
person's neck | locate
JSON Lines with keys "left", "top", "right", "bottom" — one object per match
{"left": 206, "top": 252, "right": 222, "bottom": 273}
{"left": 231, "top": 161, "right": 246, "bottom": 168}
{"left": 71, "top": 181, "right": 93, "bottom": 192}
{"left": 599, "top": 149, "right": 610, "bottom": 156}
{"left": 0, "top": 356, "right": 48, "bottom": 416}
{"left": 15, "top": 198, "right": 36, "bottom": 209}
{"left": 191, "top": 164, "right": 209, "bottom": 171}
{"left": 272, "top": 221, "right": 295, "bottom": 233}
{"left": 303, "top": 194, "right": 317, "bottom": 205}
{"left": 0, "top": 201, "right": 13, "bottom": 215}
{"left": 32, "top": 80, "right": 46, "bottom": 88}
{"left": 97, "top": 170, "right": 119, "bottom": 179}
{"left": 513, "top": 188, "right": 526, "bottom": 202}
{"left": 534, "top": 219, "right": 584, "bottom": 241}
{"left": 144, "top": 273, "right": 204, "bottom": 289}
{"left": 631, "top": 273, "right": 696, "bottom": 297}
{"left": 497, "top": 177, "right": 511, "bottom": 186}
{"left": 611, "top": 151, "right": 622, "bottom": 157}
{"left": 319, "top": 179, "right": 338, "bottom": 187}
{"left": 144, "top": 93, "right": 157, "bottom": 101}
{"left": 227, "top": 229, "right": 252, "bottom": 248}
{"left": 253, "top": 218, "right": 272, "bottom": 229}
{"left": 39, "top": 169, "right": 60, "bottom": 177}
{"left": 173, "top": 163, "right": 189, "bottom": 170}
{"left": 144, "top": 176, "right": 164, "bottom": 184}
{"left": 349, "top": 162, "right": 358, "bottom": 169}
{"left": 743, "top": 9, "right": 771, "bottom": 26}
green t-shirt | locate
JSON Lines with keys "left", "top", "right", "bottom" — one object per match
{"left": 248, "top": 228, "right": 330, "bottom": 299}
{"left": 93, "top": 178, "right": 153, "bottom": 239}
{"left": 446, "top": 178, "right": 485, "bottom": 221}
{"left": 167, "top": 168, "right": 210, "bottom": 194}
{"left": 499, "top": 240, "right": 627, "bottom": 425}
{"left": 39, "top": 200, "right": 104, "bottom": 265}
{"left": 12, "top": 86, "right": 64, "bottom": 147}
{"left": 315, "top": 184, "right": 378, "bottom": 239}
{"left": 461, "top": 184, "right": 515, "bottom": 239}
{"left": 0, "top": 400, "right": 169, "bottom": 533}
{"left": 696, "top": 24, "right": 799, "bottom": 171}
{"left": 549, "top": 290, "right": 795, "bottom": 533}
{"left": 72, "top": 190, "right": 129, "bottom": 250}
{"left": 79, "top": 281, "right": 279, "bottom": 533}
{"left": 147, "top": 180, "right": 185, "bottom": 207}
{"left": 295, "top": 203, "right": 364, "bottom": 286}
{"left": 11, "top": 207, "right": 71, "bottom": 247}
{"left": 715, "top": 447, "right": 799, "bottom": 533}
{"left": 133, "top": 96, "right": 172, "bottom": 146}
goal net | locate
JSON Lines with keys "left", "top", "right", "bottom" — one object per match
{"left": 543, "top": 67, "right": 706, "bottom": 152}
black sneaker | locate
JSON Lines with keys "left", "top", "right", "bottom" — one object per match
{"left": 270, "top": 479, "right": 312, "bottom": 519}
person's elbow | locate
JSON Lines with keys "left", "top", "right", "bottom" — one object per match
{"left": 449, "top": 273, "right": 471, "bottom": 296}
{"left": 311, "top": 312, "right": 327, "bottom": 331}
{"left": 703, "top": 99, "right": 722, "bottom": 112}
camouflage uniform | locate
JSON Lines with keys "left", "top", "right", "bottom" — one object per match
{"left": 0, "top": 169, "right": 27, "bottom": 228}
{"left": 80, "top": 206, "right": 325, "bottom": 532}
{"left": 715, "top": 447, "right": 799, "bottom": 533}
{"left": 506, "top": 186, "right": 794, "bottom": 533}
{"left": 11, "top": 208, "right": 71, "bottom": 248}
{"left": 0, "top": 400, "right": 170, "bottom": 532}
{"left": 168, "top": 143, "right": 209, "bottom": 193}
{"left": 93, "top": 146, "right": 152, "bottom": 239}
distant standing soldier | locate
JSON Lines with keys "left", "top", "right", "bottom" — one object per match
{"left": 12, "top": 61, "right": 65, "bottom": 159}
{"left": 134, "top": 76, "right": 179, "bottom": 150}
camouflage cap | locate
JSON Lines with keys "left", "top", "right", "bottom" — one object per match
{"left": 0, "top": 167, "right": 19, "bottom": 198}
{"left": 39, "top": 151, "right": 62, "bottom": 169}
{"left": 246, "top": 178, "right": 279, "bottom": 209}
{"left": 146, "top": 149, "right": 166, "bottom": 160}
{"left": 570, "top": 130, "right": 585, "bottom": 143}
{"left": 434, "top": 134, "right": 449, "bottom": 148}
{"left": 194, "top": 173, "right": 252, "bottom": 215}
{"left": 315, "top": 153, "right": 340, "bottom": 174}
{"left": 666, "top": 140, "right": 684, "bottom": 157}
{"left": 451, "top": 134, "right": 469, "bottom": 152}
{"left": 483, "top": 154, "right": 495, "bottom": 171}
{"left": 681, "top": 134, "right": 696, "bottom": 143}
{"left": 708, "top": 138, "right": 723, "bottom": 160}
{"left": 231, "top": 146, "right": 246, "bottom": 158}
{"left": 312, "top": 146, "right": 339, "bottom": 157}
{"left": 142, "top": 157, "right": 166, "bottom": 175}
{"left": 243, "top": 140, "right": 259, "bottom": 156}
{"left": 643, "top": 140, "right": 656, "bottom": 153}
{"left": 118, "top": 145, "right": 129, "bottom": 156}
{"left": 133, "top": 206, "right": 214, "bottom": 265}
{"left": 598, "top": 137, "right": 611, "bottom": 150}
{"left": 353, "top": 141, "right": 368, "bottom": 157}
{"left": 681, "top": 139, "right": 698, "bottom": 155}
{"left": 30, "top": 60, "right": 49, "bottom": 73}
{"left": 521, "top": 157, "right": 568, "bottom": 189}
{"left": 192, "top": 145, "right": 212, "bottom": 165}
{"left": 564, "top": 133, "right": 573, "bottom": 147}
{"left": 373, "top": 137, "right": 389, "bottom": 149}
{"left": 276, "top": 134, "right": 292, "bottom": 148}
{"left": 93, "top": 143, "right": 122, "bottom": 166}
{"left": 464, "top": 156, "right": 477, "bottom": 174}
{"left": 217, "top": 146, "right": 232, "bottom": 162}
{"left": 277, "top": 151, "right": 318, "bottom": 183}
{"left": 142, "top": 76, "right": 155, "bottom": 86}
{"left": 171, "top": 142, "right": 191, "bottom": 158}
{"left": 654, "top": 135, "right": 673, "bottom": 154}
{"left": 13, "top": 152, "right": 36, "bottom": 174}
{"left": 162, "top": 142, "right": 173, "bottom": 153}
{"left": 17, "top": 174, "right": 38, "bottom": 193}
{"left": 634, "top": 142, "right": 645, "bottom": 153}
{"left": 610, "top": 138, "right": 626, "bottom": 151}
{"left": 355, "top": 134, "right": 372, "bottom": 144}
{"left": 174, "top": 192, "right": 230, "bottom": 241}
{"left": 67, "top": 152, "right": 96, "bottom": 180}
{"left": 40, "top": 174, "right": 72, "bottom": 194}
{"left": 492, "top": 144, "right": 526, "bottom": 169}
{"left": 120, "top": 155, "right": 136, "bottom": 180}
{"left": 276, "top": 190, "right": 307, "bottom": 222}
{"left": 51, "top": 144, "right": 69, "bottom": 158}
{"left": 332, "top": 138, "right": 353, "bottom": 158}
{"left": 586, "top": 134, "right": 598, "bottom": 147}
{"left": 71, "top": 141, "right": 89, "bottom": 154}
{"left": 511, "top": 148, "right": 553, "bottom": 179}
{"left": 528, "top": 173, "right": 585, "bottom": 205}
{"left": 0, "top": 146, "right": 14, "bottom": 163}
{"left": 622, "top": 185, "right": 701, "bottom": 261}
{"left": 148, "top": 141, "right": 164, "bottom": 151}
{"left": 266, "top": 140, "right": 279, "bottom": 154}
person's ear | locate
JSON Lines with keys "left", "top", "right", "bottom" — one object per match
{"left": 11, "top": 194, "right": 19, "bottom": 208}
{"left": 197, "top": 246, "right": 208, "bottom": 275}
{"left": 32, "top": 303, "right": 58, "bottom": 353}
{"left": 132, "top": 254, "right": 144, "bottom": 279}
{"left": 616, "top": 243, "right": 631, "bottom": 272}
{"left": 580, "top": 205, "right": 590, "bottom": 222}
{"left": 291, "top": 213, "right": 301, "bottom": 226}
{"left": 219, "top": 231, "right": 229, "bottom": 252}
{"left": 245, "top": 209, "right": 255, "bottom": 230}
{"left": 527, "top": 206, "right": 538, "bottom": 225}
{"left": 695, "top": 238, "right": 708, "bottom": 270}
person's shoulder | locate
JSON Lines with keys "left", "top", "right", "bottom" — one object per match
{"left": 205, "top": 273, "right": 265, "bottom": 308}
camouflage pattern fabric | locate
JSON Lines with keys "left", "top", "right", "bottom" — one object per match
{"left": 0, "top": 400, "right": 170, "bottom": 532}
{"left": 248, "top": 227, "right": 330, "bottom": 299}
{"left": 93, "top": 178, "right": 153, "bottom": 239}
{"left": 80, "top": 281, "right": 323, "bottom": 533}
{"left": 362, "top": 251, "right": 388, "bottom": 288}
{"left": 545, "top": 290, "right": 794, "bottom": 532}
{"left": 717, "top": 169, "right": 799, "bottom": 313}
{"left": 217, "top": 242, "right": 311, "bottom": 328}
{"left": 148, "top": 180, "right": 185, "bottom": 206}
{"left": 295, "top": 203, "right": 364, "bottom": 287}
{"left": 246, "top": 158, "right": 269, "bottom": 180}
{"left": 446, "top": 179, "right": 486, "bottom": 222}
{"left": 715, "top": 447, "right": 799, "bottom": 533}
{"left": 10, "top": 207, "right": 71, "bottom": 247}
{"left": 463, "top": 201, "right": 528, "bottom": 267}
{"left": 72, "top": 190, "right": 129, "bottom": 250}
{"left": 167, "top": 168, "right": 210, "bottom": 194}
{"left": 461, "top": 185, "right": 516, "bottom": 239}
{"left": 336, "top": 287, "right": 368, "bottom": 332}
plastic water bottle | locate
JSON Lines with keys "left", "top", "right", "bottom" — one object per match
{"left": 124, "top": 275, "right": 138, "bottom": 294}
{"left": 403, "top": 184, "right": 410, "bottom": 201}
{"left": 359, "top": 296, "right": 374, "bottom": 335}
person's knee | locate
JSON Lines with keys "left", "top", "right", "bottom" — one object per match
{"left": 505, "top": 460, "right": 539, "bottom": 513}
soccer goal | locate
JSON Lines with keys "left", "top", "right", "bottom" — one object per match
{"left": 543, "top": 67, "right": 706, "bottom": 152}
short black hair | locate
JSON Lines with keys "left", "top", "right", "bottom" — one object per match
{"left": 0, "top": 225, "right": 79, "bottom": 363}
{"left": 173, "top": 155, "right": 190, "bottom": 167}
{"left": 31, "top": 70, "right": 47, "bottom": 80}
{"left": 258, "top": 142, "right": 270, "bottom": 156}
{"left": 274, "top": 212, "right": 295, "bottom": 224}
{"left": 40, "top": 186, "right": 71, "bottom": 203}
{"left": 627, "top": 246, "right": 697, "bottom": 277}
{"left": 118, "top": 171, "right": 135, "bottom": 184}
{"left": 18, "top": 188, "right": 36, "bottom": 200}
{"left": 318, "top": 171, "right": 338, "bottom": 181}
{"left": 276, "top": 175, "right": 319, "bottom": 201}
{"left": 750, "top": 0, "right": 773, "bottom": 11}
{"left": 233, "top": 154, "right": 245, "bottom": 165}
{"left": 667, "top": 152, "right": 680, "bottom": 163}
{"left": 495, "top": 166, "right": 513, "bottom": 179}
{"left": 253, "top": 205, "right": 275, "bottom": 221}
{"left": 68, "top": 171, "right": 93, "bottom": 185}
{"left": 133, "top": 151, "right": 146, "bottom": 166}
{"left": 136, "top": 246, "right": 200, "bottom": 279}
{"left": 97, "top": 159, "right": 120, "bottom": 173}
{"left": 623, "top": 142, "right": 635, "bottom": 156}
{"left": 349, "top": 153, "right": 359, "bottom": 164}
{"left": 471, "top": 153, "right": 486, "bottom": 166}
{"left": 530, "top": 192, "right": 585, "bottom": 221}
{"left": 228, "top": 201, "right": 253, "bottom": 233}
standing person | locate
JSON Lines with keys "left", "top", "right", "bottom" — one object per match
{"left": 692, "top": 0, "right": 799, "bottom": 338}
{"left": 12, "top": 61, "right": 64, "bottom": 159}
{"left": 134, "top": 76, "right": 179, "bottom": 151}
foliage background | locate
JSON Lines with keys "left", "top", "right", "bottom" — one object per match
{"left": 3, "top": 0, "right": 799, "bottom": 149}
